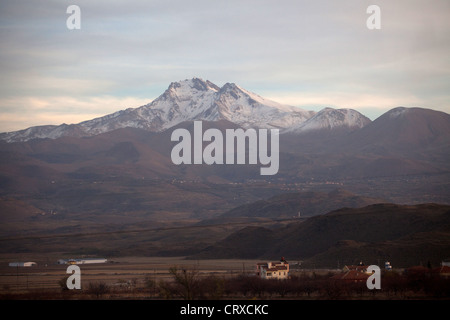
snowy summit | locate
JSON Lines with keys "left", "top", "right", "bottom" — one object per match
{"left": 0, "top": 78, "right": 371, "bottom": 143}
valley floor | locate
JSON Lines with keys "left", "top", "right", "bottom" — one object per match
{"left": 0, "top": 255, "right": 449, "bottom": 300}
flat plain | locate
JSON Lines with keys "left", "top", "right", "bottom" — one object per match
{"left": 0, "top": 255, "right": 265, "bottom": 294}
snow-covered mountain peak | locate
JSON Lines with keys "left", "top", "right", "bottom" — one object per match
{"left": 0, "top": 78, "right": 374, "bottom": 143}
{"left": 167, "top": 78, "right": 220, "bottom": 96}
{"left": 285, "top": 107, "right": 371, "bottom": 133}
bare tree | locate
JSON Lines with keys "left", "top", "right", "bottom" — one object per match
{"left": 58, "top": 275, "right": 70, "bottom": 291}
{"left": 168, "top": 266, "right": 200, "bottom": 300}
{"left": 87, "top": 281, "right": 110, "bottom": 299}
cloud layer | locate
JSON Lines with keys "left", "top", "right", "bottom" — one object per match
{"left": 0, "top": 0, "right": 449, "bottom": 131}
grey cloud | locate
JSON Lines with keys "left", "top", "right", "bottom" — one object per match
{"left": 0, "top": 0, "right": 449, "bottom": 131}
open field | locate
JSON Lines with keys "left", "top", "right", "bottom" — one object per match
{"left": 0, "top": 255, "right": 265, "bottom": 294}
{"left": 1, "top": 254, "right": 449, "bottom": 300}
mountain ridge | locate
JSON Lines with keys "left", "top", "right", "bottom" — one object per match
{"left": 1, "top": 78, "right": 371, "bottom": 143}
{"left": 3, "top": 78, "right": 447, "bottom": 147}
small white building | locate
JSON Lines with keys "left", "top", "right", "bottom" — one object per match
{"left": 256, "top": 258, "right": 289, "bottom": 280}
{"left": 9, "top": 262, "right": 37, "bottom": 267}
{"left": 385, "top": 261, "right": 393, "bottom": 270}
{"left": 58, "top": 258, "right": 107, "bottom": 265}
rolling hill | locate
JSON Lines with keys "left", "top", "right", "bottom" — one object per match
{"left": 192, "top": 203, "right": 450, "bottom": 268}
{"left": 218, "top": 189, "right": 385, "bottom": 219}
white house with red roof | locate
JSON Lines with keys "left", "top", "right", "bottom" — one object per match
{"left": 256, "top": 257, "right": 289, "bottom": 279}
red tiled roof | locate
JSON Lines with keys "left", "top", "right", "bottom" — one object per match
{"left": 258, "top": 261, "right": 289, "bottom": 273}
{"left": 344, "top": 265, "right": 367, "bottom": 270}
{"left": 432, "top": 265, "right": 450, "bottom": 274}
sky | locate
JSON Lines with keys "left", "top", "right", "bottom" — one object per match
{"left": 0, "top": 0, "right": 449, "bottom": 132}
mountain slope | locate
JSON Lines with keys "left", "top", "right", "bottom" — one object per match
{"left": 214, "top": 83, "right": 314, "bottom": 129}
{"left": 341, "top": 107, "right": 450, "bottom": 155}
